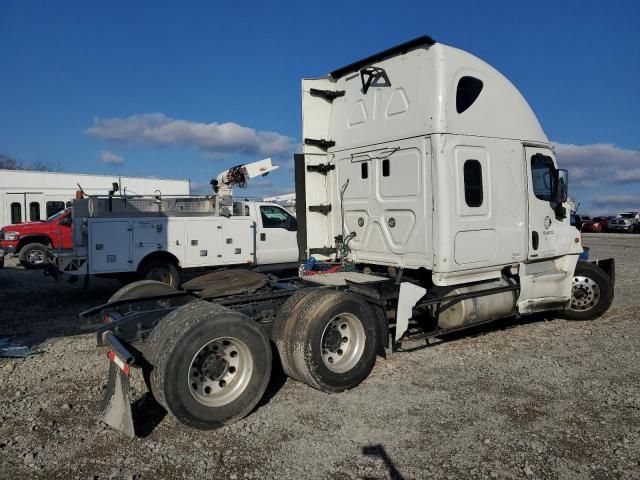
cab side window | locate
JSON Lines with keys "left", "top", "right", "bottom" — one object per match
{"left": 531, "top": 154, "right": 554, "bottom": 201}
{"left": 260, "top": 206, "right": 296, "bottom": 231}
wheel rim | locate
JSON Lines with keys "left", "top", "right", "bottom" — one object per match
{"left": 147, "top": 267, "right": 171, "bottom": 285}
{"left": 188, "top": 337, "right": 253, "bottom": 407}
{"left": 321, "top": 313, "right": 366, "bottom": 373}
{"left": 570, "top": 275, "right": 600, "bottom": 312}
{"left": 27, "top": 249, "right": 45, "bottom": 265}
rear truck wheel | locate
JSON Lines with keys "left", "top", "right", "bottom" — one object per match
{"left": 19, "top": 243, "right": 49, "bottom": 269}
{"left": 273, "top": 289, "right": 378, "bottom": 393}
{"left": 146, "top": 301, "right": 272, "bottom": 429}
{"left": 561, "top": 261, "right": 614, "bottom": 321}
{"left": 138, "top": 259, "right": 180, "bottom": 288}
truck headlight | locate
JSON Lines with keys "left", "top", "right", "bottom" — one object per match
{"left": 3, "top": 231, "right": 19, "bottom": 241}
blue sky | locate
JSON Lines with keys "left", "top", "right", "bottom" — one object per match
{"left": 1, "top": 0, "right": 639, "bottom": 214}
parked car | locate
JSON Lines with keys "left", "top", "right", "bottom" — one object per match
{"left": 0, "top": 207, "right": 73, "bottom": 269}
{"left": 581, "top": 216, "right": 610, "bottom": 233}
{"left": 570, "top": 214, "right": 590, "bottom": 230}
{"left": 607, "top": 212, "right": 640, "bottom": 233}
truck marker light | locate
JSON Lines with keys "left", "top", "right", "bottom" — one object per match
{"left": 107, "top": 350, "right": 131, "bottom": 377}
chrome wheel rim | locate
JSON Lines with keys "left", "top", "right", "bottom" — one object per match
{"left": 570, "top": 275, "right": 600, "bottom": 312}
{"left": 188, "top": 337, "right": 252, "bottom": 407}
{"left": 27, "top": 250, "right": 45, "bottom": 265}
{"left": 321, "top": 313, "right": 366, "bottom": 373}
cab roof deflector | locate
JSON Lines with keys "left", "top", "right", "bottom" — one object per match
{"left": 329, "top": 35, "right": 436, "bottom": 80}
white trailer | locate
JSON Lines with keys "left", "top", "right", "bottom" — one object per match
{"left": 83, "top": 36, "right": 615, "bottom": 437}
{"left": 0, "top": 169, "right": 189, "bottom": 226}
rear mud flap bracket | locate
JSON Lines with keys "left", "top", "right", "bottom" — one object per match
{"left": 98, "top": 358, "right": 135, "bottom": 438}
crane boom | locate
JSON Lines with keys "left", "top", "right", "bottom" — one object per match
{"left": 210, "top": 158, "right": 279, "bottom": 198}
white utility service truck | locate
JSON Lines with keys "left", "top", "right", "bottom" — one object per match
{"left": 50, "top": 159, "right": 298, "bottom": 287}
{"left": 82, "top": 36, "right": 615, "bottom": 437}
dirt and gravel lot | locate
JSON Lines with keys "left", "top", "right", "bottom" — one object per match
{"left": 0, "top": 233, "right": 639, "bottom": 480}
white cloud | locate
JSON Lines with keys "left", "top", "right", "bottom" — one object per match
{"left": 553, "top": 142, "right": 640, "bottom": 186}
{"left": 590, "top": 193, "right": 640, "bottom": 212}
{"left": 86, "top": 113, "right": 295, "bottom": 159}
{"left": 99, "top": 150, "right": 124, "bottom": 165}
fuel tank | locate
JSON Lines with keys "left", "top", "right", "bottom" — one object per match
{"left": 437, "top": 279, "right": 517, "bottom": 330}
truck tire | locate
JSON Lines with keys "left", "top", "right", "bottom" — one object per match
{"left": 19, "top": 243, "right": 50, "bottom": 269}
{"left": 138, "top": 260, "right": 180, "bottom": 288}
{"left": 273, "top": 289, "right": 377, "bottom": 393}
{"left": 561, "top": 261, "right": 614, "bottom": 321}
{"left": 146, "top": 301, "right": 272, "bottom": 429}
{"left": 271, "top": 287, "right": 321, "bottom": 380}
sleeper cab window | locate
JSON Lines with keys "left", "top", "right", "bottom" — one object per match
{"left": 456, "top": 76, "right": 483, "bottom": 114}
{"left": 463, "top": 159, "right": 483, "bottom": 207}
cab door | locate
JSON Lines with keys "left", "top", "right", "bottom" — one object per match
{"left": 525, "top": 146, "right": 561, "bottom": 260}
{"left": 255, "top": 203, "right": 298, "bottom": 264}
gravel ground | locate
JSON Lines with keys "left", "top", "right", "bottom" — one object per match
{"left": 0, "top": 233, "right": 639, "bottom": 480}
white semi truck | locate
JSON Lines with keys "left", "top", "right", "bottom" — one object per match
{"left": 50, "top": 159, "right": 299, "bottom": 287}
{"left": 82, "top": 36, "right": 615, "bottom": 437}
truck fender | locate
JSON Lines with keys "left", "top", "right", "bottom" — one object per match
{"left": 396, "top": 283, "right": 427, "bottom": 341}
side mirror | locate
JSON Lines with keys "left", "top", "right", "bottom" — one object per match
{"left": 288, "top": 216, "right": 298, "bottom": 232}
{"left": 60, "top": 216, "right": 72, "bottom": 226}
{"left": 557, "top": 169, "right": 569, "bottom": 203}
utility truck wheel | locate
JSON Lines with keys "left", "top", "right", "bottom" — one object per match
{"left": 139, "top": 260, "right": 180, "bottom": 288}
{"left": 274, "top": 289, "right": 377, "bottom": 393}
{"left": 562, "top": 261, "right": 613, "bottom": 321}
{"left": 147, "top": 301, "right": 272, "bottom": 429}
{"left": 19, "top": 243, "right": 49, "bottom": 269}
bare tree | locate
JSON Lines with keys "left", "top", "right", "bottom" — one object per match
{"left": 0, "top": 153, "right": 63, "bottom": 172}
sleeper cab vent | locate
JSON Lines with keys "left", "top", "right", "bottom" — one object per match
{"left": 456, "top": 76, "right": 483, "bottom": 114}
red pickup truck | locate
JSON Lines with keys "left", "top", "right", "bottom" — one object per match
{"left": 0, "top": 208, "right": 73, "bottom": 269}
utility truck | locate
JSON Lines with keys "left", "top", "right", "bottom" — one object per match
{"left": 50, "top": 159, "right": 298, "bottom": 287}
{"left": 81, "top": 36, "right": 615, "bottom": 437}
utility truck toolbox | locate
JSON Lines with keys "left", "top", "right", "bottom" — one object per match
{"left": 82, "top": 35, "right": 615, "bottom": 437}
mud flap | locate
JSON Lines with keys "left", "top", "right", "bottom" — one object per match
{"left": 99, "top": 361, "right": 135, "bottom": 438}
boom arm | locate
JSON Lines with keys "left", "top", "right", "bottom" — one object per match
{"left": 211, "top": 158, "right": 279, "bottom": 198}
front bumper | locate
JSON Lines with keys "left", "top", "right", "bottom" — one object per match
{"left": 608, "top": 224, "right": 632, "bottom": 231}
{"left": 0, "top": 243, "right": 17, "bottom": 254}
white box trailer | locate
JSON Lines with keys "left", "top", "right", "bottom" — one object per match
{"left": 81, "top": 36, "right": 615, "bottom": 437}
{"left": 0, "top": 169, "right": 190, "bottom": 226}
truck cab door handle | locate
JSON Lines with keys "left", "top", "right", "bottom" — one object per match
{"left": 532, "top": 231, "right": 539, "bottom": 250}
{"left": 260, "top": 233, "right": 266, "bottom": 241}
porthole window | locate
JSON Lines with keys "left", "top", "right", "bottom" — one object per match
{"left": 46, "top": 201, "right": 65, "bottom": 218}
{"left": 463, "top": 160, "right": 483, "bottom": 207}
{"left": 29, "top": 202, "right": 41, "bottom": 221}
{"left": 361, "top": 162, "right": 368, "bottom": 179}
{"left": 11, "top": 202, "right": 22, "bottom": 223}
{"left": 456, "top": 76, "right": 483, "bottom": 114}
{"left": 382, "top": 159, "right": 390, "bottom": 177}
